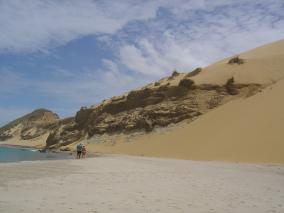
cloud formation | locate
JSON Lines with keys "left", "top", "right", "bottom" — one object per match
{"left": 0, "top": 0, "right": 159, "bottom": 53}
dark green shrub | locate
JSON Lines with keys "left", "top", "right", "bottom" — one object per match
{"left": 178, "top": 78, "right": 195, "bottom": 89}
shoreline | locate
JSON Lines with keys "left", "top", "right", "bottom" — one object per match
{"left": 0, "top": 143, "right": 100, "bottom": 162}
{"left": 2, "top": 141, "right": 284, "bottom": 165}
{"left": 0, "top": 143, "right": 40, "bottom": 149}
{"left": 1, "top": 139, "right": 284, "bottom": 164}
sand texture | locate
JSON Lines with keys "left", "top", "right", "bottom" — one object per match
{"left": 87, "top": 77, "right": 284, "bottom": 163}
{"left": 0, "top": 156, "right": 283, "bottom": 213}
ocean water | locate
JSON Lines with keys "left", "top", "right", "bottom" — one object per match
{"left": 0, "top": 146, "right": 72, "bottom": 162}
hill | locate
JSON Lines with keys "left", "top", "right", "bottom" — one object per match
{"left": 0, "top": 109, "right": 59, "bottom": 147}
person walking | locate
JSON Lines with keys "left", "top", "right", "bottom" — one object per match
{"left": 76, "top": 143, "right": 83, "bottom": 159}
{"left": 82, "top": 144, "right": 87, "bottom": 159}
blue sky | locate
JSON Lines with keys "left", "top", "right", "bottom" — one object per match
{"left": 0, "top": 0, "right": 284, "bottom": 126}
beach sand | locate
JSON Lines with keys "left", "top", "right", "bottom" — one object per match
{"left": 0, "top": 156, "right": 283, "bottom": 213}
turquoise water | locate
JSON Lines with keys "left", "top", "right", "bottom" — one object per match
{"left": 0, "top": 146, "right": 71, "bottom": 162}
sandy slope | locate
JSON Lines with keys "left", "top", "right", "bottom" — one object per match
{"left": 192, "top": 39, "right": 284, "bottom": 85}
{"left": 86, "top": 39, "right": 284, "bottom": 163}
{"left": 146, "top": 39, "right": 284, "bottom": 87}
{"left": 87, "top": 78, "right": 284, "bottom": 163}
{"left": 0, "top": 156, "right": 283, "bottom": 213}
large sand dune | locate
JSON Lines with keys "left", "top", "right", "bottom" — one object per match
{"left": 86, "top": 39, "right": 284, "bottom": 163}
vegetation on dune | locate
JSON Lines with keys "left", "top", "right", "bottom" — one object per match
{"left": 186, "top": 67, "right": 202, "bottom": 78}
{"left": 228, "top": 56, "right": 245, "bottom": 65}
{"left": 168, "top": 70, "right": 180, "bottom": 80}
{"left": 154, "top": 82, "right": 161, "bottom": 86}
{"left": 178, "top": 78, "right": 195, "bottom": 89}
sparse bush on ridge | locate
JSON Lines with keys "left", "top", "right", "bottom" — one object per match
{"left": 171, "top": 70, "right": 179, "bottom": 77}
{"left": 228, "top": 56, "right": 245, "bottom": 65}
{"left": 168, "top": 70, "right": 180, "bottom": 80}
{"left": 186, "top": 67, "right": 202, "bottom": 77}
{"left": 127, "top": 88, "right": 151, "bottom": 100}
{"left": 178, "top": 78, "right": 195, "bottom": 89}
{"left": 154, "top": 82, "right": 160, "bottom": 86}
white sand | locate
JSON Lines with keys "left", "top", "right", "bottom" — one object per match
{"left": 0, "top": 156, "right": 283, "bottom": 213}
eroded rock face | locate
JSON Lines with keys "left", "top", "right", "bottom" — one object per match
{"left": 84, "top": 103, "right": 202, "bottom": 135}
{"left": 0, "top": 109, "right": 59, "bottom": 141}
{"left": 46, "top": 117, "right": 83, "bottom": 148}
{"left": 44, "top": 75, "right": 261, "bottom": 148}
{"left": 86, "top": 83, "right": 257, "bottom": 135}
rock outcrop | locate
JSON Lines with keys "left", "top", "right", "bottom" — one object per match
{"left": 0, "top": 72, "right": 261, "bottom": 149}
{"left": 46, "top": 73, "right": 261, "bottom": 148}
{"left": 46, "top": 117, "right": 83, "bottom": 148}
{"left": 0, "top": 108, "right": 59, "bottom": 141}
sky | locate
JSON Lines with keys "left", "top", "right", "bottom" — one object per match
{"left": 0, "top": 0, "right": 284, "bottom": 126}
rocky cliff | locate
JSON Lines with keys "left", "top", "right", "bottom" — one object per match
{"left": 46, "top": 64, "right": 261, "bottom": 148}
{"left": 0, "top": 58, "right": 263, "bottom": 149}
{"left": 0, "top": 108, "right": 59, "bottom": 142}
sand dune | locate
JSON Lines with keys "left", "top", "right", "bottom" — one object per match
{"left": 86, "top": 39, "right": 284, "bottom": 163}
{"left": 89, "top": 78, "right": 283, "bottom": 163}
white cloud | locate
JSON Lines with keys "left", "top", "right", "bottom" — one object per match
{"left": 119, "top": 43, "right": 166, "bottom": 76}
{"left": 119, "top": 38, "right": 205, "bottom": 76}
{"left": 1, "top": 0, "right": 283, "bottom": 62}
{"left": 0, "top": 0, "right": 160, "bottom": 53}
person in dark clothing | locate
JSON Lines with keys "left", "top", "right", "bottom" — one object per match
{"left": 76, "top": 143, "right": 83, "bottom": 159}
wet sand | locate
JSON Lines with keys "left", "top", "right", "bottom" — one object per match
{"left": 0, "top": 155, "right": 283, "bottom": 213}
